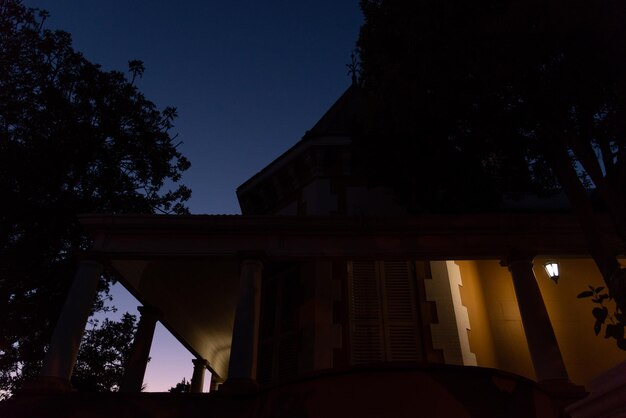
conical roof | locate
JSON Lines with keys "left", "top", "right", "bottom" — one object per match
{"left": 303, "top": 83, "right": 363, "bottom": 138}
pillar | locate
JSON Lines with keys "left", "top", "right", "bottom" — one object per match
{"left": 38, "top": 259, "right": 103, "bottom": 390}
{"left": 119, "top": 305, "right": 161, "bottom": 392}
{"left": 226, "top": 259, "right": 263, "bottom": 385}
{"left": 210, "top": 377, "right": 221, "bottom": 392}
{"left": 502, "top": 255, "right": 569, "bottom": 382}
{"left": 190, "top": 358, "right": 208, "bottom": 393}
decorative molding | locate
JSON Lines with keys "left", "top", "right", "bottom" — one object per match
{"left": 446, "top": 261, "right": 477, "bottom": 366}
{"left": 426, "top": 261, "right": 464, "bottom": 365}
{"left": 426, "top": 261, "right": 477, "bottom": 366}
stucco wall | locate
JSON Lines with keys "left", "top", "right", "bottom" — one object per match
{"left": 454, "top": 261, "right": 498, "bottom": 369}
{"left": 456, "top": 260, "right": 534, "bottom": 380}
{"left": 457, "top": 259, "right": 626, "bottom": 389}
{"left": 532, "top": 257, "right": 624, "bottom": 387}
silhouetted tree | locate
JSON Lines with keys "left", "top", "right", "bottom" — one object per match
{"left": 356, "top": 0, "right": 626, "bottom": 340}
{"left": 355, "top": 0, "right": 561, "bottom": 213}
{"left": 0, "top": 0, "right": 191, "bottom": 394}
{"left": 168, "top": 377, "right": 191, "bottom": 394}
{"left": 71, "top": 313, "right": 138, "bottom": 392}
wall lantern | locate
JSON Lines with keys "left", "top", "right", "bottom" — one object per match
{"left": 544, "top": 261, "right": 560, "bottom": 283}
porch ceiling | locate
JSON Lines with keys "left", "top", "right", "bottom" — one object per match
{"left": 108, "top": 258, "right": 239, "bottom": 380}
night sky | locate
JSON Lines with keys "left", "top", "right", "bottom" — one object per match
{"left": 23, "top": 0, "right": 363, "bottom": 391}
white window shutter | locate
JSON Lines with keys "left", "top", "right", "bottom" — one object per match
{"left": 348, "top": 260, "right": 423, "bottom": 364}
{"left": 380, "top": 261, "right": 422, "bottom": 362}
{"left": 348, "top": 261, "right": 385, "bottom": 364}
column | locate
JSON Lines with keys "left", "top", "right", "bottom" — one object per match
{"left": 119, "top": 305, "right": 161, "bottom": 392}
{"left": 190, "top": 358, "right": 208, "bottom": 393}
{"left": 501, "top": 255, "right": 569, "bottom": 382}
{"left": 38, "top": 259, "right": 103, "bottom": 390}
{"left": 226, "top": 259, "right": 263, "bottom": 385}
{"left": 210, "top": 376, "right": 221, "bottom": 392}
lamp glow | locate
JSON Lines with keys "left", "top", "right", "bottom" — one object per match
{"left": 544, "top": 261, "right": 559, "bottom": 283}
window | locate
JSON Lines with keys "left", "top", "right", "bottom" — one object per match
{"left": 348, "top": 260, "right": 424, "bottom": 364}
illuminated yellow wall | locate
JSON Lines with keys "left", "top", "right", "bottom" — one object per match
{"left": 532, "top": 257, "right": 624, "bottom": 387}
{"left": 452, "top": 261, "right": 497, "bottom": 369}
{"left": 456, "top": 258, "right": 625, "bottom": 389}
{"left": 456, "top": 260, "right": 534, "bottom": 380}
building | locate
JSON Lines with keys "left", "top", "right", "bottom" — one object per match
{"left": 5, "top": 86, "right": 626, "bottom": 418}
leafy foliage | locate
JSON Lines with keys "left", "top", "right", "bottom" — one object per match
{"left": 71, "top": 313, "right": 138, "bottom": 392}
{"left": 0, "top": 0, "right": 191, "bottom": 394}
{"left": 356, "top": 0, "right": 626, "bottom": 207}
{"left": 168, "top": 377, "right": 191, "bottom": 394}
{"left": 355, "top": 0, "right": 563, "bottom": 212}
{"left": 577, "top": 286, "right": 625, "bottom": 350}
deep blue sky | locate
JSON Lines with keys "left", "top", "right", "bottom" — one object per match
{"left": 24, "top": 0, "right": 363, "bottom": 391}
{"left": 26, "top": 0, "right": 363, "bottom": 214}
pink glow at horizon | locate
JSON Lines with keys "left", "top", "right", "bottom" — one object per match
{"left": 106, "top": 283, "right": 212, "bottom": 393}
{"left": 144, "top": 324, "right": 212, "bottom": 393}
